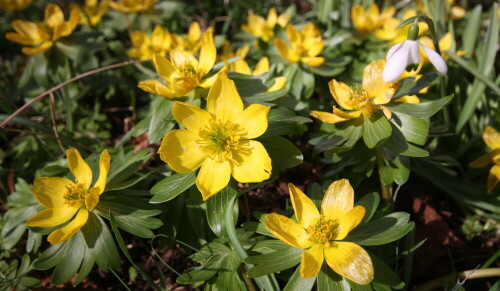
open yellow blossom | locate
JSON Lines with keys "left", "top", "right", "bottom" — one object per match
{"left": 172, "top": 22, "right": 214, "bottom": 53}
{"left": 5, "top": 3, "right": 79, "bottom": 55}
{"left": 469, "top": 126, "right": 500, "bottom": 193}
{"left": 310, "top": 60, "right": 398, "bottom": 123}
{"left": 221, "top": 41, "right": 286, "bottom": 92}
{"left": 70, "top": 0, "right": 109, "bottom": 27}
{"left": 351, "top": 3, "right": 395, "bottom": 34}
{"left": 128, "top": 25, "right": 173, "bottom": 60}
{"left": 0, "top": 0, "right": 31, "bottom": 11}
{"left": 26, "top": 148, "right": 110, "bottom": 245}
{"left": 274, "top": 23, "right": 325, "bottom": 67}
{"left": 418, "top": 32, "right": 466, "bottom": 59}
{"left": 138, "top": 31, "right": 217, "bottom": 98}
{"left": 374, "top": 9, "right": 427, "bottom": 44}
{"left": 242, "top": 8, "right": 289, "bottom": 42}
{"left": 158, "top": 70, "right": 272, "bottom": 200}
{"left": 263, "top": 180, "right": 373, "bottom": 283}
{"left": 109, "top": 0, "right": 155, "bottom": 13}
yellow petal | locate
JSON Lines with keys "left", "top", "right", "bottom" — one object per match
{"left": 310, "top": 110, "right": 351, "bottom": 124}
{"left": 267, "top": 76, "right": 287, "bottom": 92}
{"left": 170, "top": 50, "right": 198, "bottom": 69}
{"left": 230, "top": 140, "right": 272, "bottom": 183}
{"left": 85, "top": 188, "right": 100, "bottom": 211}
{"left": 31, "top": 177, "right": 74, "bottom": 208}
{"left": 288, "top": 183, "right": 320, "bottom": 229}
{"left": 329, "top": 80, "right": 355, "bottom": 110}
{"left": 381, "top": 106, "right": 392, "bottom": 120}
{"left": 21, "top": 41, "right": 53, "bottom": 55}
{"left": 236, "top": 104, "right": 270, "bottom": 139}
{"left": 153, "top": 54, "right": 174, "bottom": 82}
{"left": 66, "top": 148, "right": 92, "bottom": 188}
{"left": 395, "top": 95, "right": 420, "bottom": 104}
{"left": 469, "top": 153, "right": 492, "bottom": 168}
{"left": 138, "top": 79, "right": 178, "bottom": 98}
{"left": 324, "top": 242, "right": 374, "bottom": 285}
{"left": 196, "top": 158, "right": 231, "bottom": 200}
{"left": 362, "top": 60, "right": 396, "bottom": 101}
{"left": 321, "top": 179, "right": 354, "bottom": 221}
{"left": 188, "top": 22, "right": 201, "bottom": 45}
{"left": 266, "top": 8, "right": 277, "bottom": 28}
{"left": 26, "top": 206, "right": 79, "bottom": 228}
{"left": 274, "top": 38, "right": 299, "bottom": 63}
{"left": 47, "top": 208, "right": 89, "bottom": 245}
{"left": 334, "top": 107, "right": 361, "bottom": 119}
{"left": 253, "top": 57, "right": 269, "bottom": 75}
{"left": 263, "top": 213, "right": 313, "bottom": 249}
{"left": 44, "top": 4, "right": 64, "bottom": 29}
{"left": 232, "top": 60, "right": 252, "bottom": 75}
{"left": 199, "top": 72, "right": 218, "bottom": 88}
{"left": 158, "top": 129, "right": 207, "bottom": 174}
{"left": 8, "top": 20, "right": 45, "bottom": 45}
{"left": 172, "top": 101, "right": 213, "bottom": 130}
{"left": 487, "top": 164, "right": 500, "bottom": 193}
{"left": 483, "top": 126, "right": 500, "bottom": 150}
{"left": 197, "top": 31, "right": 216, "bottom": 76}
{"left": 93, "top": 149, "right": 110, "bottom": 195}
{"left": 301, "top": 56, "right": 325, "bottom": 67}
{"left": 206, "top": 71, "right": 244, "bottom": 123}
{"left": 335, "top": 205, "right": 366, "bottom": 240}
{"left": 300, "top": 245, "right": 324, "bottom": 278}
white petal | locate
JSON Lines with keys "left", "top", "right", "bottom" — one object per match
{"left": 419, "top": 42, "right": 448, "bottom": 75}
{"left": 383, "top": 43, "right": 410, "bottom": 82}
{"left": 386, "top": 42, "right": 404, "bottom": 61}
{"left": 407, "top": 40, "right": 420, "bottom": 65}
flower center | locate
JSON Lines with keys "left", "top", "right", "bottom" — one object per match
{"left": 64, "top": 182, "right": 99, "bottom": 211}
{"left": 307, "top": 215, "right": 340, "bottom": 247}
{"left": 171, "top": 62, "right": 200, "bottom": 94}
{"left": 346, "top": 88, "right": 376, "bottom": 118}
{"left": 198, "top": 119, "right": 243, "bottom": 161}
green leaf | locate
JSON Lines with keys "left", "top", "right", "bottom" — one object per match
{"left": 191, "top": 241, "right": 241, "bottom": 270}
{"left": 345, "top": 212, "right": 414, "bottom": 245}
{"left": 315, "top": 119, "right": 364, "bottom": 153}
{"left": 230, "top": 73, "right": 268, "bottom": 97}
{"left": 150, "top": 172, "right": 196, "bottom": 203}
{"left": 106, "top": 149, "right": 151, "bottom": 190}
{"left": 390, "top": 112, "right": 429, "bottom": 146}
{"left": 81, "top": 212, "right": 120, "bottom": 271}
{"left": 259, "top": 136, "right": 303, "bottom": 171}
{"left": 206, "top": 181, "right": 238, "bottom": 237}
{"left": 463, "top": 5, "right": 483, "bottom": 57}
{"left": 317, "top": 264, "right": 349, "bottom": 291}
{"left": 283, "top": 266, "right": 316, "bottom": 291}
{"left": 73, "top": 248, "right": 95, "bottom": 286}
{"left": 245, "top": 246, "right": 302, "bottom": 277}
{"left": 370, "top": 253, "right": 404, "bottom": 288}
{"left": 244, "top": 89, "right": 287, "bottom": 105}
{"left": 51, "top": 232, "right": 86, "bottom": 285}
{"left": 34, "top": 244, "right": 65, "bottom": 270}
{"left": 355, "top": 192, "right": 380, "bottom": 224}
{"left": 216, "top": 270, "right": 247, "bottom": 291}
{"left": 387, "top": 95, "right": 454, "bottom": 118}
{"left": 262, "top": 109, "right": 310, "bottom": 137}
{"left": 363, "top": 113, "right": 392, "bottom": 149}
{"left": 177, "top": 269, "right": 217, "bottom": 284}
{"left": 383, "top": 124, "right": 429, "bottom": 158}
{"left": 392, "top": 73, "right": 437, "bottom": 99}
{"left": 148, "top": 97, "right": 175, "bottom": 144}
{"left": 305, "top": 56, "right": 351, "bottom": 77}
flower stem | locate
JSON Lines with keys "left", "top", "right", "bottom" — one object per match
{"left": 376, "top": 150, "right": 393, "bottom": 205}
{"left": 224, "top": 195, "right": 279, "bottom": 291}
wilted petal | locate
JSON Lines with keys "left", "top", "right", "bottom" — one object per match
{"left": 324, "top": 242, "right": 374, "bottom": 285}
{"left": 420, "top": 42, "right": 447, "bottom": 75}
{"left": 300, "top": 245, "right": 324, "bottom": 278}
{"left": 288, "top": 183, "right": 320, "bottom": 229}
{"left": 66, "top": 148, "right": 92, "bottom": 188}
{"left": 197, "top": 158, "right": 231, "bottom": 200}
{"left": 47, "top": 208, "right": 89, "bottom": 245}
{"left": 32, "top": 177, "right": 74, "bottom": 208}
{"left": 158, "top": 129, "right": 207, "bottom": 174}
{"left": 321, "top": 179, "right": 354, "bottom": 221}
{"left": 231, "top": 140, "right": 272, "bottom": 183}
{"left": 263, "top": 213, "right": 312, "bottom": 249}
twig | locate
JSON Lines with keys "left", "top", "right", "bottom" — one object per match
{"left": 49, "top": 92, "right": 65, "bottom": 154}
{"left": 415, "top": 268, "right": 500, "bottom": 291}
{"left": 0, "top": 59, "right": 149, "bottom": 129}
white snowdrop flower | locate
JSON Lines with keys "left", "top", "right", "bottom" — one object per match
{"left": 383, "top": 23, "right": 447, "bottom": 83}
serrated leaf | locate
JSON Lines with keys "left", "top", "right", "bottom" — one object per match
{"left": 345, "top": 212, "right": 414, "bottom": 245}
{"left": 363, "top": 113, "right": 392, "bottom": 149}
{"left": 150, "top": 172, "right": 196, "bottom": 203}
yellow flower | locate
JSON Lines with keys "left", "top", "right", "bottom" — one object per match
{"left": 108, "top": 0, "right": 155, "bottom": 13}
{"left": 469, "top": 126, "right": 500, "bottom": 193}
{"left": 374, "top": 9, "right": 427, "bottom": 44}
{"left": 70, "top": 0, "right": 109, "bottom": 27}
{"left": 157, "top": 70, "right": 272, "bottom": 200}
{"left": 310, "top": 60, "right": 398, "bottom": 123}
{"left": 5, "top": 4, "right": 79, "bottom": 55}
{"left": 242, "top": 7, "right": 289, "bottom": 42}
{"left": 138, "top": 30, "right": 217, "bottom": 98}
{"left": 274, "top": 23, "right": 325, "bottom": 67}
{"left": 0, "top": 0, "right": 31, "bottom": 11}
{"left": 26, "top": 149, "right": 110, "bottom": 245}
{"left": 172, "top": 22, "right": 214, "bottom": 53}
{"left": 351, "top": 3, "right": 395, "bottom": 34}
{"left": 415, "top": 0, "right": 465, "bottom": 20}
{"left": 221, "top": 41, "right": 286, "bottom": 92}
{"left": 418, "top": 32, "right": 466, "bottom": 59}
{"left": 263, "top": 180, "right": 373, "bottom": 283}
{"left": 128, "top": 25, "right": 173, "bottom": 60}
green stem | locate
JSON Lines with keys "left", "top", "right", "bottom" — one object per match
{"left": 224, "top": 196, "right": 279, "bottom": 291}
{"left": 415, "top": 268, "right": 500, "bottom": 291}
{"left": 375, "top": 150, "right": 393, "bottom": 205}
{"left": 481, "top": 250, "right": 500, "bottom": 269}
